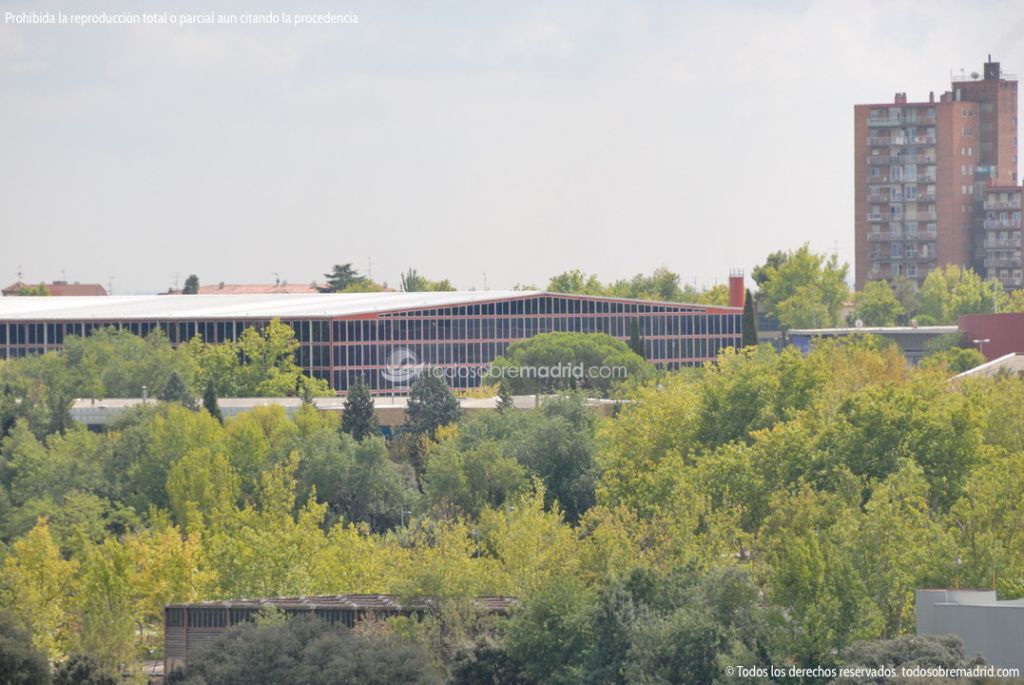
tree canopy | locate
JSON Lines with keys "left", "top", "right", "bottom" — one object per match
{"left": 752, "top": 244, "right": 849, "bottom": 330}
{"left": 487, "top": 332, "right": 653, "bottom": 396}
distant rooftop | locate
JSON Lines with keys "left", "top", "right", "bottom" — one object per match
{"left": 788, "top": 325, "right": 958, "bottom": 336}
{"left": 953, "top": 352, "right": 1024, "bottom": 380}
{"left": 2, "top": 281, "right": 107, "bottom": 297}
{"left": 0, "top": 291, "right": 531, "bottom": 320}
{"left": 168, "top": 594, "right": 518, "bottom": 613}
{"left": 196, "top": 283, "right": 322, "bottom": 295}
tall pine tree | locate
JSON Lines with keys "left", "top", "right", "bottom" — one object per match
{"left": 341, "top": 376, "right": 379, "bottom": 441}
{"left": 202, "top": 379, "right": 223, "bottom": 423}
{"left": 741, "top": 288, "right": 758, "bottom": 347}
{"left": 159, "top": 370, "right": 195, "bottom": 410}
{"left": 496, "top": 380, "right": 515, "bottom": 413}
{"left": 628, "top": 318, "right": 645, "bottom": 359}
{"left": 404, "top": 373, "right": 460, "bottom": 439}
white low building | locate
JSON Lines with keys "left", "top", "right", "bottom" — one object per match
{"left": 916, "top": 589, "right": 1024, "bottom": 670}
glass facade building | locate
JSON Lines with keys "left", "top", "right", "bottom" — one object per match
{"left": 0, "top": 292, "right": 743, "bottom": 394}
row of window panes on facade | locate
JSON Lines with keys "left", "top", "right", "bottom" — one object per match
{"left": 868, "top": 182, "right": 937, "bottom": 201}
{"left": 330, "top": 312, "right": 741, "bottom": 343}
{"left": 869, "top": 107, "right": 938, "bottom": 123}
{"left": 984, "top": 210, "right": 1023, "bottom": 229}
{"left": 869, "top": 221, "right": 938, "bottom": 237}
{"left": 870, "top": 242, "right": 936, "bottom": 260}
{"left": 0, "top": 308, "right": 737, "bottom": 348}
{"left": 984, "top": 192, "right": 1022, "bottom": 211}
{"left": 994, "top": 270, "right": 1024, "bottom": 287}
{"left": 870, "top": 262, "right": 923, "bottom": 278}
{"left": 168, "top": 607, "right": 361, "bottom": 630}
{"left": 983, "top": 230, "right": 1023, "bottom": 248}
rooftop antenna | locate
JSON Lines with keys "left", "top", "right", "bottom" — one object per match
{"left": 483, "top": 272, "right": 488, "bottom": 290}
{"left": 108, "top": 276, "right": 114, "bottom": 295}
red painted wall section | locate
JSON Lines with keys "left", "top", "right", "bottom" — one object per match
{"left": 958, "top": 313, "right": 1024, "bottom": 360}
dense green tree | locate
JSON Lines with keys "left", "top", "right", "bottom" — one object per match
{"left": 159, "top": 370, "right": 196, "bottom": 409}
{"left": 401, "top": 268, "right": 456, "bottom": 292}
{"left": 623, "top": 568, "right": 780, "bottom": 685}
{"left": 496, "top": 380, "right": 515, "bottom": 414}
{"left": 507, "top": 395, "right": 597, "bottom": 523}
{"left": 0, "top": 518, "right": 78, "bottom": 661}
{"left": 889, "top": 275, "right": 921, "bottom": 324}
{"left": 853, "top": 280, "right": 905, "bottom": 326}
{"left": 488, "top": 332, "right": 653, "bottom": 396}
{"left": 751, "top": 250, "right": 788, "bottom": 288}
{"left": 341, "top": 437, "right": 419, "bottom": 531}
{"left": 1, "top": 384, "right": 22, "bottom": 439}
{"left": 754, "top": 244, "right": 849, "bottom": 330}
{"left": 0, "top": 610, "right": 51, "bottom": 685}
{"left": 168, "top": 614, "right": 443, "bottom": 685}
{"left": 340, "top": 377, "right": 378, "bottom": 442}
{"left": 853, "top": 462, "right": 951, "bottom": 638}
{"left": 230, "top": 320, "right": 331, "bottom": 397}
{"left": 919, "top": 347, "right": 986, "bottom": 374}
{"left": 202, "top": 379, "right": 223, "bottom": 423}
{"left": 52, "top": 654, "right": 117, "bottom": 685}
{"left": 836, "top": 634, "right": 981, "bottom": 682}
{"left": 405, "top": 374, "right": 461, "bottom": 440}
{"left": 423, "top": 434, "right": 527, "bottom": 518}
{"left": 451, "top": 639, "right": 534, "bottom": 685}
{"left": 741, "top": 288, "right": 758, "bottom": 347}
{"left": 546, "top": 270, "right": 606, "bottom": 296}
{"left": 917, "top": 264, "right": 1007, "bottom": 324}
{"left": 546, "top": 268, "right": 729, "bottom": 304}
{"left": 182, "top": 275, "right": 200, "bottom": 295}
{"left": 506, "top": 573, "right": 595, "bottom": 685}
{"left": 319, "top": 263, "right": 366, "bottom": 293}
{"left": 61, "top": 328, "right": 191, "bottom": 401}
{"left": 761, "top": 484, "right": 877, "bottom": 664}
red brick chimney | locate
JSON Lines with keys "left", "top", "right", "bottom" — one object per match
{"left": 728, "top": 270, "right": 745, "bottom": 308}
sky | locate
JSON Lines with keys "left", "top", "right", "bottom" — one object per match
{"left": 1, "top": 0, "right": 1022, "bottom": 294}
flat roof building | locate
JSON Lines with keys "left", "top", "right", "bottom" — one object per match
{"left": 917, "top": 589, "right": 1024, "bottom": 671}
{"left": 2, "top": 280, "right": 108, "bottom": 296}
{"left": 0, "top": 290, "right": 743, "bottom": 394}
{"left": 165, "top": 594, "right": 517, "bottom": 674}
{"left": 786, "top": 324, "right": 958, "bottom": 364}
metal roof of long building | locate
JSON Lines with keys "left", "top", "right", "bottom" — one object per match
{"left": 0, "top": 291, "right": 532, "bottom": 320}
{"left": 167, "top": 594, "right": 519, "bottom": 613}
{"left": 0, "top": 291, "right": 732, "bottom": 321}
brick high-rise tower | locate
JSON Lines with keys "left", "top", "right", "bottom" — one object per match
{"left": 855, "top": 58, "right": 1018, "bottom": 290}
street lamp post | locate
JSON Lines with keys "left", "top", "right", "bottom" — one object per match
{"left": 972, "top": 338, "right": 991, "bottom": 357}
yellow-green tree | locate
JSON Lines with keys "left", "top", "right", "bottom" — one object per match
{"left": 0, "top": 518, "right": 79, "bottom": 661}
{"left": 76, "top": 537, "right": 135, "bottom": 674}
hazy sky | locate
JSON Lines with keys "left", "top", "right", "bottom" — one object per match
{"left": 2, "top": 0, "right": 1022, "bottom": 294}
